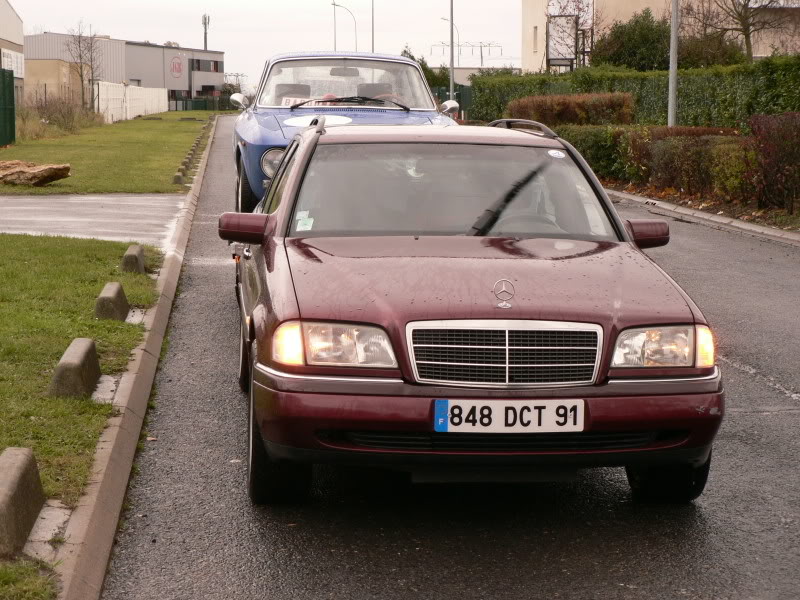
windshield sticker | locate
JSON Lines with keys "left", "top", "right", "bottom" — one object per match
{"left": 296, "top": 217, "right": 314, "bottom": 232}
{"left": 548, "top": 150, "right": 566, "bottom": 159}
{"left": 295, "top": 210, "right": 309, "bottom": 220}
{"left": 283, "top": 115, "right": 353, "bottom": 127}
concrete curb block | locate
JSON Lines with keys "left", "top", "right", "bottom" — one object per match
{"left": 0, "top": 448, "right": 46, "bottom": 557}
{"left": 94, "top": 282, "right": 129, "bottom": 321}
{"left": 607, "top": 188, "right": 800, "bottom": 248}
{"left": 53, "top": 115, "right": 219, "bottom": 600}
{"left": 120, "top": 244, "right": 144, "bottom": 273}
{"left": 47, "top": 338, "right": 101, "bottom": 398}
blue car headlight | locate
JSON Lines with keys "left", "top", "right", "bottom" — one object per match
{"left": 260, "top": 148, "right": 285, "bottom": 178}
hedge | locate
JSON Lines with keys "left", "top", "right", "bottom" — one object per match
{"left": 508, "top": 93, "right": 634, "bottom": 126}
{"left": 469, "top": 56, "right": 800, "bottom": 127}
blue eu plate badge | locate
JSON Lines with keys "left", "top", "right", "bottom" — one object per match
{"left": 434, "top": 399, "right": 449, "bottom": 432}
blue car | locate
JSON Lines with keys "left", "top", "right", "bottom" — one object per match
{"left": 229, "top": 51, "right": 459, "bottom": 212}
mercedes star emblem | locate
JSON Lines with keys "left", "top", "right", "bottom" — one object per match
{"left": 493, "top": 279, "right": 515, "bottom": 309}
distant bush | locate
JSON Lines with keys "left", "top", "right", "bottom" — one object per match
{"left": 748, "top": 112, "right": 800, "bottom": 214}
{"left": 507, "top": 92, "right": 634, "bottom": 126}
{"left": 469, "top": 56, "right": 800, "bottom": 126}
{"left": 649, "top": 136, "right": 731, "bottom": 196}
{"left": 554, "top": 125, "right": 629, "bottom": 179}
{"left": 618, "top": 126, "right": 739, "bottom": 182}
{"left": 710, "top": 140, "right": 752, "bottom": 202}
{"left": 15, "top": 99, "right": 103, "bottom": 141}
{"left": 591, "top": 9, "right": 671, "bottom": 72}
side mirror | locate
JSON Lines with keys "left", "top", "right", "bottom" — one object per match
{"left": 626, "top": 219, "right": 670, "bottom": 249}
{"left": 440, "top": 100, "right": 459, "bottom": 116}
{"left": 230, "top": 93, "right": 249, "bottom": 110}
{"left": 219, "top": 212, "right": 271, "bottom": 244}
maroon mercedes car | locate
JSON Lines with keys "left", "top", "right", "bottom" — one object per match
{"left": 219, "top": 118, "right": 723, "bottom": 505}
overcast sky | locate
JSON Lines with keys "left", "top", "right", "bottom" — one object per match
{"left": 17, "top": 0, "right": 523, "bottom": 90}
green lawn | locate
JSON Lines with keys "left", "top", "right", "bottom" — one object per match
{"left": 0, "top": 111, "right": 215, "bottom": 195}
{"left": 0, "top": 234, "right": 160, "bottom": 506}
{"left": 0, "top": 559, "right": 56, "bottom": 600}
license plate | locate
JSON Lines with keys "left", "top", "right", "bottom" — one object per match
{"left": 433, "top": 399, "right": 585, "bottom": 433}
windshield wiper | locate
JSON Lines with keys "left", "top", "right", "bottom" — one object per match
{"left": 467, "top": 164, "right": 548, "bottom": 236}
{"left": 290, "top": 95, "right": 410, "bottom": 111}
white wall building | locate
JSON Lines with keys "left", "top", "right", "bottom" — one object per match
{"left": 0, "top": 0, "right": 24, "bottom": 102}
{"left": 24, "top": 32, "right": 224, "bottom": 99}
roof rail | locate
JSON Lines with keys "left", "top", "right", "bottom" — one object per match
{"left": 487, "top": 119, "right": 557, "bottom": 139}
{"left": 309, "top": 115, "right": 326, "bottom": 134}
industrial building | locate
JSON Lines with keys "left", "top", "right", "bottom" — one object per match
{"left": 0, "top": 0, "right": 24, "bottom": 103}
{"left": 24, "top": 32, "right": 225, "bottom": 100}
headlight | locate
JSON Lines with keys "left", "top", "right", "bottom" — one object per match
{"left": 612, "top": 325, "right": 714, "bottom": 368}
{"left": 260, "top": 148, "right": 285, "bottom": 178}
{"left": 272, "top": 321, "right": 397, "bottom": 368}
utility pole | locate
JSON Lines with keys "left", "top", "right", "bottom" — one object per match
{"left": 333, "top": 3, "right": 337, "bottom": 51}
{"left": 202, "top": 14, "right": 210, "bottom": 50}
{"left": 449, "top": 0, "right": 454, "bottom": 101}
{"left": 668, "top": 0, "right": 678, "bottom": 126}
{"left": 371, "top": 0, "right": 374, "bottom": 53}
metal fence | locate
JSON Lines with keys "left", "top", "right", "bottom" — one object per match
{"left": 169, "top": 96, "right": 234, "bottom": 112}
{"left": 431, "top": 84, "right": 473, "bottom": 119}
{"left": 0, "top": 68, "right": 14, "bottom": 146}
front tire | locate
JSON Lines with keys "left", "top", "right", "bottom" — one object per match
{"left": 247, "top": 342, "right": 312, "bottom": 505}
{"left": 236, "top": 156, "right": 259, "bottom": 213}
{"left": 626, "top": 453, "right": 712, "bottom": 503}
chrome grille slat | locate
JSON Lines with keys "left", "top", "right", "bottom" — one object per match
{"left": 408, "top": 320, "right": 602, "bottom": 388}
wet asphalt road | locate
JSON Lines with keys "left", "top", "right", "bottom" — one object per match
{"left": 101, "top": 117, "right": 800, "bottom": 600}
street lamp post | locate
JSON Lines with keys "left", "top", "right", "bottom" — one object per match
{"left": 448, "top": 0, "right": 454, "bottom": 100}
{"left": 668, "top": 0, "right": 679, "bottom": 126}
{"left": 332, "top": 2, "right": 357, "bottom": 52}
{"left": 441, "top": 17, "right": 460, "bottom": 66}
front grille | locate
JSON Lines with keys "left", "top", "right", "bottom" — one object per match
{"left": 333, "top": 431, "right": 671, "bottom": 452}
{"left": 409, "top": 321, "right": 601, "bottom": 387}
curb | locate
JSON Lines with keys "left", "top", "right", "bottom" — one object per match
{"left": 606, "top": 188, "right": 800, "bottom": 248}
{"left": 52, "top": 115, "right": 219, "bottom": 600}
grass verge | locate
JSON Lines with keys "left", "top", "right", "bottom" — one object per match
{"left": 0, "top": 111, "right": 215, "bottom": 195}
{"left": 0, "top": 234, "right": 161, "bottom": 505}
{"left": 0, "top": 559, "right": 57, "bottom": 600}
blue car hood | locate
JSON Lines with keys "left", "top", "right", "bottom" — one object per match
{"left": 269, "top": 109, "right": 438, "bottom": 139}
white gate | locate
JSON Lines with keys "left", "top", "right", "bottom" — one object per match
{"left": 94, "top": 82, "right": 168, "bottom": 123}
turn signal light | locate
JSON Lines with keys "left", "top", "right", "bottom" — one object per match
{"left": 272, "top": 321, "right": 304, "bottom": 366}
{"left": 696, "top": 325, "right": 715, "bottom": 368}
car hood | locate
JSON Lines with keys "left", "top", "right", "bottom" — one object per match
{"left": 284, "top": 236, "right": 694, "bottom": 334}
{"left": 270, "top": 108, "right": 438, "bottom": 139}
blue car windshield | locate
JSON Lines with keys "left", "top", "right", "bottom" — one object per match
{"left": 259, "top": 58, "right": 436, "bottom": 110}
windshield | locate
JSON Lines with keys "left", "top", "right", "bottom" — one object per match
{"left": 289, "top": 144, "right": 618, "bottom": 240}
{"left": 259, "top": 58, "right": 436, "bottom": 109}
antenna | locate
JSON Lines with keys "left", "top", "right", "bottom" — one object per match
{"left": 201, "top": 14, "right": 210, "bottom": 50}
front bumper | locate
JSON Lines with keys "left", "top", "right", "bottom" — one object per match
{"left": 252, "top": 363, "right": 724, "bottom": 470}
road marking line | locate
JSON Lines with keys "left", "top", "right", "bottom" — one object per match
{"left": 719, "top": 355, "right": 800, "bottom": 402}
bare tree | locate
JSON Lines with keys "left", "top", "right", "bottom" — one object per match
{"left": 64, "top": 21, "right": 103, "bottom": 110}
{"left": 683, "top": 0, "right": 790, "bottom": 60}
{"left": 547, "top": 0, "right": 605, "bottom": 68}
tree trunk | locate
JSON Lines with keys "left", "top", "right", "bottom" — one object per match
{"left": 743, "top": 29, "right": 754, "bottom": 61}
